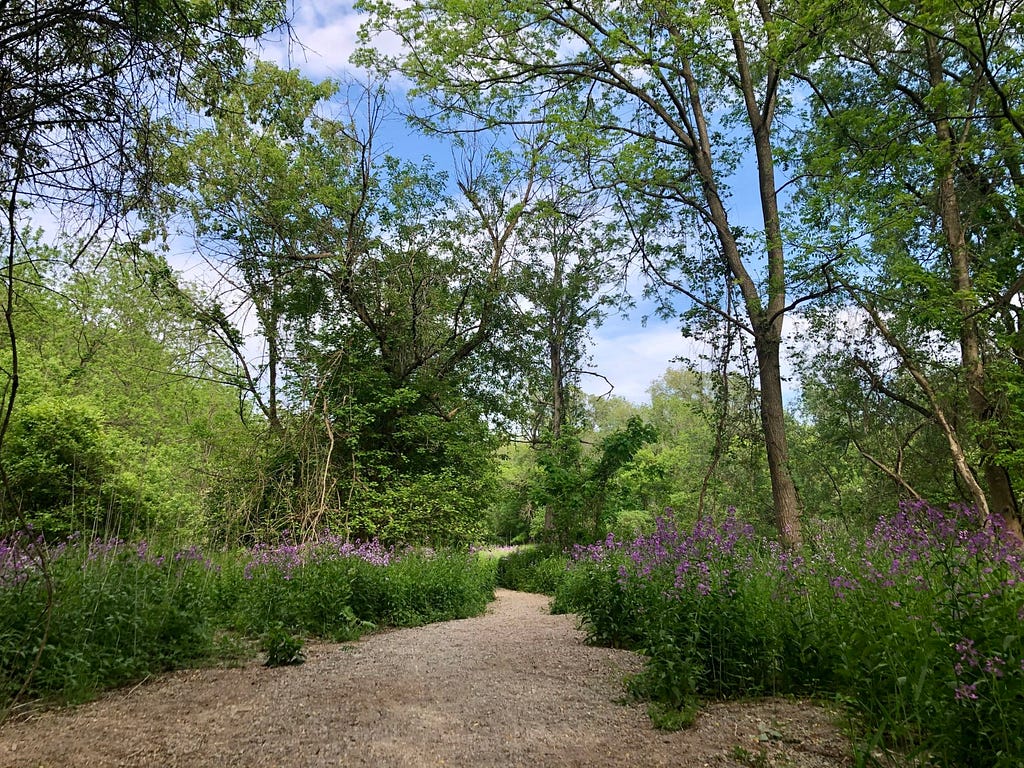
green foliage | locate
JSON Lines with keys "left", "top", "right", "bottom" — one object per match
{"left": 217, "top": 548, "right": 496, "bottom": 639}
{"left": 355, "top": 474, "right": 492, "bottom": 547}
{"left": 260, "top": 624, "right": 305, "bottom": 667}
{"left": 531, "top": 431, "right": 591, "bottom": 545}
{"left": 154, "top": 65, "right": 522, "bottom": 543}
{"left": 519, "top": 415, "right": 659, "bottom": 547}
{"left": 494, "top": 546, "right": 568, "bottom": 594}
{"left": 3, "top": 397, "right": 124, "bottom": 538}
{"left": 3, "top": 0, "right": 284, "bottom": 221}
{"left": 609, "top": 510, "right": 656, "bottom": 542}
{"left": 0, "top": 538, "right": 216, "bottom": 705}
{"left": 488, "top": 444, "right": 539, "bottom": 544}
{"left": 645, "top": 699, "right": 701, "bottom": 732}
{"left": 369, "top": 552, "right": 497, "bottom": 626}
{"left": 1, "top": 536, "right": 497, "bottom": 708}
{"left": 555, "top": 505, "right": 1024, "bottom": 766}
{"left": 0, "top": 242, "right": 257, "bottom": 540}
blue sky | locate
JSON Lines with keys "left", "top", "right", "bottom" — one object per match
{"left": 251, "top": 1, "right": 801, "bottom": 405}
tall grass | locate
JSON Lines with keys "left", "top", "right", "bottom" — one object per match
{"left": 1, "top": 533, "right": 217, "bottom": 705}
{"left": 554, "top": 502, "right": 1024, "bottom": 766}
{"left": 0, "top": 531, "right": 497, "bottom": 710}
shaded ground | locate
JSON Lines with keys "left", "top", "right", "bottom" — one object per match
{"left": 0, "top": 589, "right": 853, "bottom": 767}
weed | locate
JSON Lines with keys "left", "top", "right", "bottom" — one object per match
{"left": 261, "top": 623, "right": 305, "bottom": 667}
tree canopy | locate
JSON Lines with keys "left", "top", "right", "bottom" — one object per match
{"left": 1, "top": 0, "right": 1023, "bottom": 548}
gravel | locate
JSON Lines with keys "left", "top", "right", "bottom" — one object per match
{"left": 0, "top": 589, "right": 853, "bottom": 767}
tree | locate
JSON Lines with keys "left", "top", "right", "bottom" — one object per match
{"left": 0, "top": 237, "right": 253, "bottom": 538}
{"left": 794, "top": 314, "right": 962, "bottom": 518}
{"left": 358, "top": 0, "right": 843, "bottom": 546}
{"left": 158, "top": 66, "right": 555, "bottom": 542}
{"left": 1, "top": 0, "right": 283, "bottom": 225}
{"left": 798, "top": 0, "right": 1024, "bottom": 537}
{"left": 0, "top": 0, "right": 284, "bottom": 532}
{"left": 156, "top": 62, "right": 355, "bottom": 433}
{"left": 511, "top": 180, "right": 624, "bottom": 444}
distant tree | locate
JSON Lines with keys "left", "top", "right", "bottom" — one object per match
{"left": 358, "top": 0, "right": 849, "bottom": 546}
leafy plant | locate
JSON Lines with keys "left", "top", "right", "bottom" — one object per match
{"left": 495, "top": 546, "right": 567, "bottom": 594}
{"left": 261, "top": 623, "right": 304, "bottom": 667}
{"left": 555, "top": 503, "right": 1024, "bottom": 766}
{"left": 0, "top": 532, "right": 498, "bottom": 709}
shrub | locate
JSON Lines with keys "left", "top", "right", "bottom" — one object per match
{"left": 495, "top": 546, "right": 568, "bottom": 594}
{"left": 1, "top": 397, "right": 146, "bottom": 539}
{"left": 261, "top": 623, "right": 305, "bottom": 667}
{"left": 554, "top": 503, "right": 1024, "bottom": 765}
{"left": 222, "top": 537, "right": 495, "bottom": 637}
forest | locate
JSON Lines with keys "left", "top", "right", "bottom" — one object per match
{"left": 2, "top": 0, "right": 1024, "bottom": 764}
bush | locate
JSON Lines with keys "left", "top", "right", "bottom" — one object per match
{"left": 260, "top": 623, "right": 305, "bottom": 667}
{"left": 220, "top": 538, "right": 496, "bottom": 637}
{"left": 554, "top": 503, "right": 1024, "bottom": 765}
{"left": 495, "top": 546, "right": 568, "bottom": 594}
{"left": 609, "top": 509, "right": 656, "bottom": 542}
{"left": 1, "top": 397, "right": 147, "bottom": 539}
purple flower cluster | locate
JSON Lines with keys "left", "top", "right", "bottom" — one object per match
{"left": 952, "top": 636, "right": 1015, "bottom": 704}
{"left": 572, "top": 509, "right": 757, "bottom": 598}
{"left": 83, "top": 537, "right": 216, "bottom": 571}
{"left": 0, "top": 530, "right": 219, "bottom": 591}
{"left": 242, "top": 533, "right": 395, "bottom": 580}
{"left": 0, "top": 530, "right": 45, "bottom": 587}
{"left": 867, "top": 501, "right": 1023, "bottom": 583}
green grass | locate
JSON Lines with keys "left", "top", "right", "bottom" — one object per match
{"left": 0, "top": 535, "right": 497, "bottom": 710}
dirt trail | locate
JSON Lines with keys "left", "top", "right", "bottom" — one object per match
{"left": 0, "top": 589, "right": 852, "bottom": 767}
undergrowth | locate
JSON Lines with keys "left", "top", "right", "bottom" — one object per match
{"left": 554, "top": 503, "right": 1024, "bottom": 767}
{"left": 494, "top": 546, "right": 568, "bottom": 595}
{"left": 0, "top": 532, "right": 497, "bottom": 709}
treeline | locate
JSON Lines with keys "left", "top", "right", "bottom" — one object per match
{"left": 0, "top": 227, "right": 1004, "bottom": 550}
{"left": 3, "top": 0, "right": 1024, "bottom": 550}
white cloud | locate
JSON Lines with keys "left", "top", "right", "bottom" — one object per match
{"left": 583, "top": 323, "right": 711, "bottom": 404}
{"left": 584, "top": 308, "right": 822, "bottom": 408}
{"left": 257, "top": 1, "right": 409, "bottom": 82}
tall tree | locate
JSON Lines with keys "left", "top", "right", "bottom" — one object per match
{"left": 799, "top": 0, "right": 1024, "bottom": 537}
{"left": 358, "top": 0, "right": 840, "bottom": 545}
{"left": 0, "top": 0, "right": 284, "bottom": 529}
{"left": 513, "top": 182, "right": 623, "bottom": 444}
{"left": 159, "top": 66, "right": 550, "bottom": 540}
{"left": 157, "top": 62, "right": 355, "bottom": 433}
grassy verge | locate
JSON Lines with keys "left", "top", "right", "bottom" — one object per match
{"left": 0, "top": 533, "right": 497, "bottom": 708}
{"left": 552, "top": 503, "right": 1024, "bottom": 767}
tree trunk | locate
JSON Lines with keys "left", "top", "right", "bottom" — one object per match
{"left": 928, "top": 36, "right": 1023, "bottom": 540}
{"left": 754, "top": 333, "right": 802, "bottom": 547}
{"left": 692, "top": 131, "right": 803, "bottom": 547}
{"left": 550, "top": 334, "right": 563, "bottom": 440}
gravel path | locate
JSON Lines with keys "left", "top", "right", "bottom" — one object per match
{"left": 0, "top": 589, "right": 852, "bottom": 767}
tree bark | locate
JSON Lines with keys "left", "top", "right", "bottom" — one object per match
{"left": 753, "top": 334, "right": 802, "bottom": 546}
{"left": 927, "top": 36, "right": 1023, "bottom": 540}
